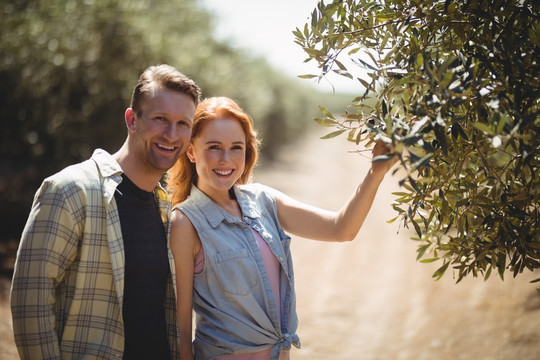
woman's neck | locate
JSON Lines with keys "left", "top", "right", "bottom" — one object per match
{"left": 201, "top": 186, "right": 242, "bottom": 219}
{"left": 218, "top": 199, "right": 243, "bottom": 219}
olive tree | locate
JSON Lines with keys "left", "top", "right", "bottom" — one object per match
{"left": 294, "top": 0, "right": 540, "bottom": 283}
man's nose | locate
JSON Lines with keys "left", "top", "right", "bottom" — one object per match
{"left": 163, "top": 123, "right": 178, "bottom": 141}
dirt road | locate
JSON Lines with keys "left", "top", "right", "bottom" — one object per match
{"left": 1, "top": 128, "right": 539, "bottom": 359}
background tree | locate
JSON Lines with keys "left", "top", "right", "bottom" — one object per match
{"left": 0, "top": 0, "right": 350, "bottom": 273}
{"left": 294, "top": 0, "right": 540, "bottom": 283}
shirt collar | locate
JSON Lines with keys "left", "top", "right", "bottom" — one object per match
{"left": 91, "top": 148, "right": 170, "bottom": 201}
{"left": 91, "top": 148, "right": 123, "bottom": 178}
{"left": 189, "top": 184, "right": 261, "bottom": 228}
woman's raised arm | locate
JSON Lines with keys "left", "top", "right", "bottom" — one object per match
{"left": 274, "top": 141, "right": 396, "bottom": 242}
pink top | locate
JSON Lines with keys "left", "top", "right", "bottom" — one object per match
{"left": 193, "top": 228, "right": 287, "bottom": 359}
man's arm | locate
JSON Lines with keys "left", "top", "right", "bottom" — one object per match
{"left": 11, "top": 180, "right": 79, "bottom": 359}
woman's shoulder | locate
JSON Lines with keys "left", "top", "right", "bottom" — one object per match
{"left": 237, "top": 182, "right": 275, "bottom": 196}
{"left": 170, "top": 208, "right": 201, "bottom": 252}
{"left": 171, "top": 206, "right": 205, "bottom": 236}
{"left": 236, "top": 183, "right": 280, "bottom": 206}
{"left": 172, "top": 189, "right": 215, "bottom": 229}
{"left": 171, "top": 207, "right": 190, "bottom": 224}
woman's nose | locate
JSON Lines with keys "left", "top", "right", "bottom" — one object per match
{"left": 220, "top": 150, "right": 231, "bottom": 162}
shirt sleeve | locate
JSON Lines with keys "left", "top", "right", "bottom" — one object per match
{"left": 11, "top": 179, "right": 80, "bottom": 359}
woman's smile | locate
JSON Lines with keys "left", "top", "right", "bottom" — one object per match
{"left": 213, "top": 168, "right": 235, "bottom": 177}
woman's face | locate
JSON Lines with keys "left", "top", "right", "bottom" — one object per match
{"left": 187, "top": 117, "right": 246, "bottom": 198}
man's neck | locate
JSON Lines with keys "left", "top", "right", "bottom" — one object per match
{"left": 113, "top": 144, "right": 163, "bottom": 192}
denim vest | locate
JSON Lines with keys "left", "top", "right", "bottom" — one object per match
{"left": 176, "top": 184, "right": 300, "bottom": 360}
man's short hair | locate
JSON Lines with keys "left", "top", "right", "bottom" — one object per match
{"left": 130, "top": 64, "right": 201, "bottom": 116}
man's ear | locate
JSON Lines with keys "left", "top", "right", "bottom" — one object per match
{"left": 125, "top": 108, "right": 136, "bottom": 132}
{"left": 186, "top": 144, "right": 196, "bottom": 163}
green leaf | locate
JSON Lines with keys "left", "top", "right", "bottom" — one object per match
{"left": 318, "top": 105, "right": 335, "bottom": 120}
{"left": 356, "top": 57, "right": 378, "bottom": 71}
{"left": 451, "top": 122, "right": 469, "bottom": 141}
{"left": 313, "top": 117, "right": 338, "bottom": 127}
{"left": 412, "top": 218, "right": 422, "bottom": 238}
{"left": 292, "top": 28, "right": 304, "bottom": 40}
{"left": 387, "top": 216, "right": 399, "bottom": 224}
{"left": 347, "top": 128, "right": 357, "bottom": 142}
{"left": 434, "top": 124, "right": 449, "bottom": 156}
{"left": 402, "top": 134, "right": 424, "bottom": 146}
{"left": 409, "top": 176, "right": 423, "bottom": 194}
{"left": 358, "top": 77, "right": 371, "bottom": 90}
{"left": 413, "top": 154, "right": 432, "bottom": 169}
{"left": 416, "top": 244, "right": 430, "bottom": 260}
{"left": 303, "top": 23, "right": 310, "bottom": 38}
{"left": 495, "top": 112, "right": 506, "bottom": 134}
{"left": 472, "top": 122, "right": 494, "bottom": 135}
{"left": 298, "top": 74, "right": 319, "bottom": 79}
{"left": 432, "top": 261, "right": 450, "bottom": 280}
{"left": 320, "top": 129, "right": 346, "bottom": 139}
{"left": 415, "top": 53, "right": 424, "bottom": 68}
{"left": 334, "top": 59, "right": 347, "bottom": 71}
{"left": 392, "top": 192, "right": 411, "bottom": 197}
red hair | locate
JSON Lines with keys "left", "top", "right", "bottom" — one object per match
{"left": 167, "top": 97, "right": 260, "bottom": 206}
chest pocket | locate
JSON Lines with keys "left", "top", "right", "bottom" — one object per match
{"left": 214, "top": 248, "right": 259, "bottom": 296}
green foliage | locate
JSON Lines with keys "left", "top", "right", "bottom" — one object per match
{"left": 295, "top": 0, "right": 540, "bottom": 282}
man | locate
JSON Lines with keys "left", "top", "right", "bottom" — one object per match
{"left": 10, "top": 64, "right": 201, "bottom": 359}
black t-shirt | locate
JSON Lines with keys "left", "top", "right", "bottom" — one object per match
{"left": 115, "top": 174, "right": 170, "bottom": 360}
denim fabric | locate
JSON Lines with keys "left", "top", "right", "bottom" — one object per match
{"left": 176, "top": 184, "right": 300, "bottom": 360}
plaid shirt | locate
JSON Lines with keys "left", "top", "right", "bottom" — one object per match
{"left": 10, "top": 149, "right": 179, "bottom": 359}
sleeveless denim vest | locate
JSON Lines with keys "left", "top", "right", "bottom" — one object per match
{"left": 176, "top": 184, "right": 300, "bottom": 360}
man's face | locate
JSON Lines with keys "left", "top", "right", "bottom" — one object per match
{"left": 127, "top": 87, "right": 196, "bottom": 175}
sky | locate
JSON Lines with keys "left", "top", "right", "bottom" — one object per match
{"left": 200, "top": 0, "right": 359, "bottom": 94}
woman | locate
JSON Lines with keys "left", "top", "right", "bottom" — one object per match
{"left": 167, "top": 97, "right": 396, "bottom": 360}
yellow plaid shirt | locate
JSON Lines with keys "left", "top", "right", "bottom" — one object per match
{"left": 10, "top": 149, "right": 179, "bottom": 359}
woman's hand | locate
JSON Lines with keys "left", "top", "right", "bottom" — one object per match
{"left": 370, "top": 140, "right": 397, "bottom": 179}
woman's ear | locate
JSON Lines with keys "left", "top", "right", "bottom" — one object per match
{"left": 186, "top": 144, "right": 196, "bottom": 163}
{"left": 125, "top": 108, "right": 136, "bottom": 132}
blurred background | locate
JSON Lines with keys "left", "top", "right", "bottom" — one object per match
{"left": 0, "top": 0, "right": 353, "bottom": 278}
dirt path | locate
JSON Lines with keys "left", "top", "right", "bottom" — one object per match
{"left": 1, "top": 129, "right": 539, "bottom": 360}
{"left": 254, "top": 128, "right": 540, "bottom": 360}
